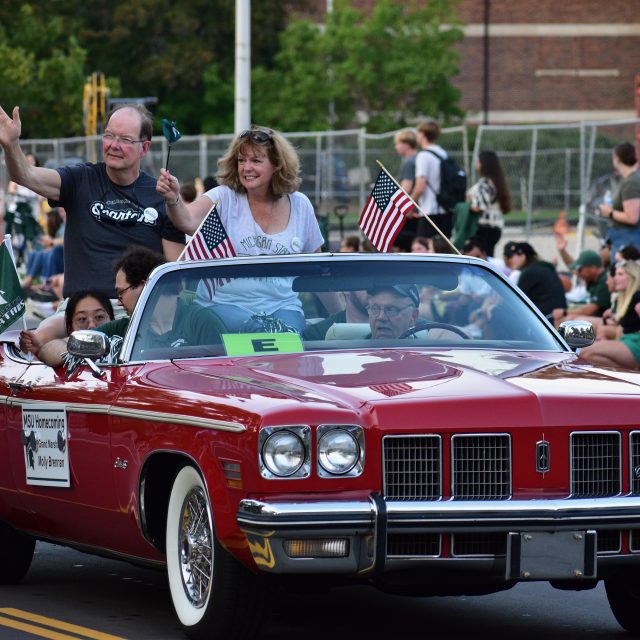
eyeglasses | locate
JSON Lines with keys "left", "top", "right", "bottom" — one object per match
{"left": 102, "top": 132, "right": 146, "bottom": 146}
{"left": 366, "top": 303, "right": 414, "bottom": 318}
{"left": 115, "top": 283, "right": 136, "bottom": 301}
{"left": 239, "top": 128, "right": 272, "bottom": 144}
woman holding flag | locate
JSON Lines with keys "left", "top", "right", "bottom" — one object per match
{"left": 156, "top": 126, "right": 324, "bottom": 332}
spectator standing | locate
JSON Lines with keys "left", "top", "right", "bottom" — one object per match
{"left": 393, "top": 128, "right": 419, "bottom": 251}
{"left": 597, "top": 142, "right": 640, "bottom": 257}
{"left": 411, "top": 119, "right": 452, "bottom": 239}
{"left": 467, "top": 151, "right": 512, "bottom": 256}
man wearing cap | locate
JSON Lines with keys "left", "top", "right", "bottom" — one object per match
{"left": 366, "top": 285, "right": 420, "bottom": 339}
{"left": 552, "top": 249, "right": 611, "bottom": 325}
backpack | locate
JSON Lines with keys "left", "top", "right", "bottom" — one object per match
{"left": 426, "top": 149, "right": 467, "bottom": 213}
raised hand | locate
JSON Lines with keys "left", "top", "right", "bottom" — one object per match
{"left": 0, "top": 105, "right": 21, "bottom": 148}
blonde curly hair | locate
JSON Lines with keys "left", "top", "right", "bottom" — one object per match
{"left": 216, "top": 126, "right": 301, "bottom": 196}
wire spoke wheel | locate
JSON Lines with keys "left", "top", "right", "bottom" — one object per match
{"left": 178, "top": 486, "right": 213, "bottom": 608}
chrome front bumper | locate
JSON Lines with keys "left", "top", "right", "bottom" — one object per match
{"left": 237, "top": 495, "right": 640, "bottom": 576}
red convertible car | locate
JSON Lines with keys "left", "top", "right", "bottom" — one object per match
{"left": 1, "top": 253, "right": 640, "bottom": 638}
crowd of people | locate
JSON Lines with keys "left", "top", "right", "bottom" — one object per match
{"left": 1, "top": 102, "right": 639, "bottom": 371}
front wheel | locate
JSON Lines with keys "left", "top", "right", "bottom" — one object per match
{"left": 166, "top": 466, "right": 269, "bottom": 640}
{"left": 0, "top": 520, "right": 35, "bottom": 584}
{"left": 605, "top": 575, "right": 640, "bottom": 633}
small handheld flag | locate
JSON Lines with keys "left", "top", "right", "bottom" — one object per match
{"left": 178, "top": 201, "right": 236, "bottom": 298}
{"left": 358, "top": 167, "right": 413, "bottom": 253}
{"left": 0, "top": 237, "right": 26, "bottom": 334}
{"left": 161, "top": 119, "right": 182, "bottom": 171}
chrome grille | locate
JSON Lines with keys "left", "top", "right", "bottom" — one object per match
{"left": 451, "top": 434, "right": 511, "bottom": 500}
{"left": 452, "top": 533, "right": 506, "bottom": 557}
{"left": 630, "top": 432, "right": 640, "bottom": 495}
{"left": 571, "top": 432, "right": 621, "bottom": 497}
{"left": 387, "top": 533, "right": 441, "bottom": 557}
{"left": 383, "top": 435, "right": 441, "bottom": 500}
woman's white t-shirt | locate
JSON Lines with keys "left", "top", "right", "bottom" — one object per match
{"left": 195, "top": 185, "right": 324, "bottom": 314}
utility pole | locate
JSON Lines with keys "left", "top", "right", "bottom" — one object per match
{"left": 235, "top": 0, "right": 251, "bottom": 133}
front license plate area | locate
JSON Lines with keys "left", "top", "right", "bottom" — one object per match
{"left": 506, "top": 530, "right": 597, "bottom": 580}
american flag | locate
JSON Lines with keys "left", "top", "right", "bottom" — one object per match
{"left": 358, "top": 168, "right": 413, "bottom": 253}
{"left": 180, "top": 202, "right": 236, "bottom": 261}
{"left": 179, "top": 201, "right": 236, "bottom": 297}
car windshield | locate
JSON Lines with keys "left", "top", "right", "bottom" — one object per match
{"left": 125, "top": 255, "right": 562, "bottom": 361}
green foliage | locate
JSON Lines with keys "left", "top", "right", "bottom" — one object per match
{"left": 252, "top": 0, "right": 464, "bottom": 133}
{"left": 0, "top": 4, "right": 86, "bottom": 137}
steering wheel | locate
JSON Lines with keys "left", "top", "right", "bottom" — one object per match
{"left": 400, "top": 321, "right": 471, "bottom": 340}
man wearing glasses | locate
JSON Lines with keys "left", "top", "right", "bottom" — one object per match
{"left": 0, "top": 102, "right": 185, "bottom": 351}
{"left": 366, "top": 285, "right": 420, "bottom": 339}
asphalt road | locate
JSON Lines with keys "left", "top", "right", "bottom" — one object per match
{"left": 0, "top": 542, "right": 629, "bottom": 640}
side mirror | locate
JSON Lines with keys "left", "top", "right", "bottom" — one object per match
{"left": 67, "top": 330, "right": 109, "bottom": 359}
{"left": 558, "top": 320, "right": 596, "bottom": 350}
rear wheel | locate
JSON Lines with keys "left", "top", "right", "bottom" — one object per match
{"left": 605, "top": 575, "right": 640, "bottom": 633}
{"left": 166, "top": 466, "right": 269, "bottom": 639}
{"left": 0, "top": 521, "right": 35, "bottom": 584}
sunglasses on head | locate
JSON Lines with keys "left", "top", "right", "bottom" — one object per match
{"left": 239, "top": 128, "right": 272, "bottom": 143}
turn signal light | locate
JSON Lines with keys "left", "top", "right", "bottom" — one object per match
{"left": 283, "top": 538, "right": 349, "bottom": 558}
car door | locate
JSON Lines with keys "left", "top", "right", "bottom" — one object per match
{"left": 5, "top": 358, "right": 129, "bottom": 549}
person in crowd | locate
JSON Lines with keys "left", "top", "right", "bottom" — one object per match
{"left": 614, "top": 243, "right": 640, "bottom": 264}
{"left": 467, "top": 150, "right": 512, "bottom": 256}
{"left": 366, "top": 285, "right": 420, "bottom": 339}
{"left": 410, "top": 119, "right": 452, "bottom": 238}
{"left": 431, "top": 236, "right": 457, "bottom": 254}
{"left": 179, "top": 182, "right": 198, "bottom": 204}
{"left": 393, "top": 128, "right": 419, "bottom": 251}
{"left": 156, "top": 125, "right": 325, "bottom": 333}
{"left": 595, "top": 259, "right": 640, "bottom": 340}
{"left": 339, "top": 235, "right": 360, "bottom": 252}
{"left": 462, "top": 236, "right": 511, "bottom": 277}
{"left": 508, "top": 242, "right": 566, "bottom": 317}
{"left": 597, "top": 142, "right": 640, "bottom": 257}
{"left": 580, "top": 300, "right": 640, "bottom": 370}
{"left": 0, "top": 102, "right": 185, "bottom": 350}
{"left": 502, "top": 241, "right": 522, "bottom": 285}
{"left": 21, "top": 206, "right": 65, "bottom": 294}
{"left": 411, "top": 236, "right": 432, "bottom": 253}
{"left": 552, "top": 249, "right": 611, "bottom": 325}
{"left": 37, "top": 246, "right": 166, "bottom": 365}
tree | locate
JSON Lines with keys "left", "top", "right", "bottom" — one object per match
{"left": 252, "top": 0, "right": 464, "bottom": 133}
{"left": 0, "top": 4, "right": 86, "bottom": 138}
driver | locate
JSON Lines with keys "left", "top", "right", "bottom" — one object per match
{"left": 366, "top": 285, "right": 419, "bottom": 339}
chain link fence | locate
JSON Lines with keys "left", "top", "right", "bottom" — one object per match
{"left": 2, "top": 119, "right": 638, "bottom": 252}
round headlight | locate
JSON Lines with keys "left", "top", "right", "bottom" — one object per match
{"left": 262, "top": 430, "right": 306, "bottom": 477}
{"left": 318, "top": 429, "right": 359, "bottom": 475}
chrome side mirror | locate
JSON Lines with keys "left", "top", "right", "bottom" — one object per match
{"left": 68, "top": 330, "right": 109, "bottom": 359}
{"left": 558, "top": 320, "right": 596, "bottom": 350}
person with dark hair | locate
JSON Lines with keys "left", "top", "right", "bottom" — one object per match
{"left": 508, "top": 242, "right": 566, "bottom": 317}
{"left": 64, "top": 290, "right": 114, "bottom": 335}
{"left": 411, "top": 236, "right": 432, "bottom": 253}
{"left": 597, "top": 142, "right": 640, "bottom": 257}
{"left": 202, "top": 175, "right": 217, "bottom": 192}
{"left": 1, "top": 102, "right": 186, "bottom": 351}
{"left": 37, "top": 246, "right": 167, "bottom": 366}
{"left": 467, "top": 150, "right": 512, "bottom": 256}
{"left": 339, "top": 235, "right": 360, "bottom": 252}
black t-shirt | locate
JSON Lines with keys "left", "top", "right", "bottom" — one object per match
{"left": 50, "top": 162, "right": 185, "bottom": 298}
{"left": 517, "top": 260, "right": 567, "bottom": 316}
{"left": 619, "top": 290, "right": 640, "bottom": 334}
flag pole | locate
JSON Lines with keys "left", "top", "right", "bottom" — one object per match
{"left": 176, "top": 199, "right": 220, "bottom": 262}
{"left": 375, "top": 160, "right": 461, "bottom": 255}
{"left": 3, "top": 234, "right": 28, "bottom": 332}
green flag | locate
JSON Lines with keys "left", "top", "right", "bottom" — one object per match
{"left": 0, "top": 241, "right": 25, "bottom": 333}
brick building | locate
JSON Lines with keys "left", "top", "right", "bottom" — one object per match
{"left": 304, "top": 0, "right": 640, "bottom": 125}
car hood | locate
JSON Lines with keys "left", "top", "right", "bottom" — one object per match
{"left": 173, "top": 348, "right": 640, "bottom": 428}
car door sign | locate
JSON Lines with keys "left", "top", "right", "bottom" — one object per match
{"left": 21, "top": 404, "right": 70, "bottom": 487}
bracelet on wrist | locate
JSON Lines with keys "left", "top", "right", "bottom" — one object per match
{"left": 166, "top": 195, "right": 180, "bottom": 207}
